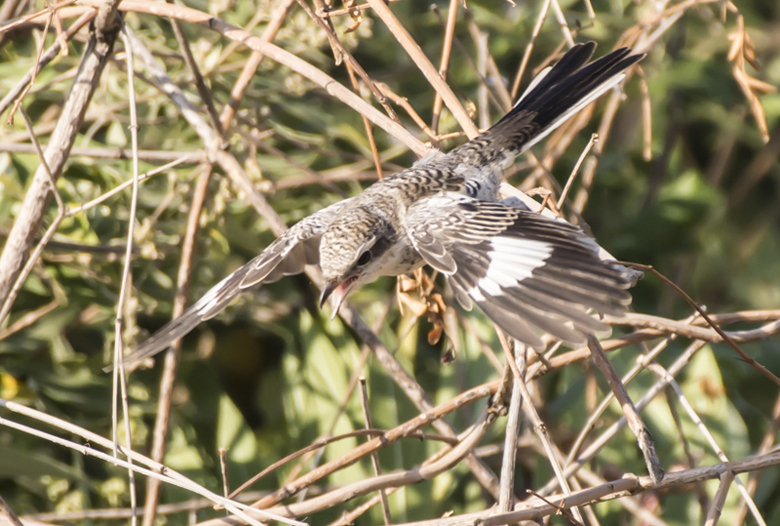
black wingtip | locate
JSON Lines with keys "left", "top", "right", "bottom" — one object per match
{"left": 556, "top": 41, "right": 598, "bottom": 70}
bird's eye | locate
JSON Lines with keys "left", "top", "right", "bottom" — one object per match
{"left": 357, "top": 250, "right": 372, "bottom": 266}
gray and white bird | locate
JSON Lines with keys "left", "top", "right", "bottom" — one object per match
{"left": 117, "top": 42, "right": 643, "bottom": 368}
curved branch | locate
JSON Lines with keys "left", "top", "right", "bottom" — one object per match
{"left": 75, "top": 0, "right": 429, "bottom": 157}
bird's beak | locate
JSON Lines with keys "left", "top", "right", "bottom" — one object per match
{"left": 319, "top": 282, "right": 336, "bottom": 309}
{"left": 319, "top": 276, "right": 359, "bottom": 320}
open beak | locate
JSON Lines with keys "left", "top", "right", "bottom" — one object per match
{"left": 319, "top": 276, "right": 359, "bottom": 320}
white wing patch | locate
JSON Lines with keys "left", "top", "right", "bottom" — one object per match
{"left": 472, "top": 237, "right": 553, "bottom": 298}
{"left": 489, "top": 236, "right": 553, "bottom": 268}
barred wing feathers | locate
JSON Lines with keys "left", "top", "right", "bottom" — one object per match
{"left": 111, "top": 200, "right": 349, "bottom": 369}
{"left": 407, "top": 195, "right": 631, "bottom": 349}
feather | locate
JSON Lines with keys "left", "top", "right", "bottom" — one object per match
{"left": 107, "top": 200, "right": 350, "bottom": 370}
{"left": 407, "top": 196, "right": 631, "bottom": 349}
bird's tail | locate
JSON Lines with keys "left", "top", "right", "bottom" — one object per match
{"left": 453, "top": 42, "right": 643, "bottom": 167}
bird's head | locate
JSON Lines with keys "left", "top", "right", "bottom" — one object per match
{"left": 318, "top": 207, "right": 392, "bottom": 317}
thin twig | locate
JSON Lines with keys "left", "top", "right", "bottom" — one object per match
{"left": 0, "top": 106, "right": 67, "bottom": 328}
{"left": 0, "top": 496, "right": 25, "bottom": 526}
{"left": 0, "top": 142, "right": 208, "bottom": 162}
{"left": 0, "top": 401, "right": 305, "bottom": 526}
{"left": 495, "top": 333, "right": 583, "bottom": 522}
{"left": 429, "top": 6, "right": 506, "bottom": 116}
{"left": 664, "top": 380, "right": 710, "bottom": 515}
{"left": 219, "top": 448, "right": 230, "bottom": 509}
{"left": 510, "top": 0, "right": 552, "bottom": 100}
{"left": 498, "top": 353, "right": 523, "bottom": 513}
{"left": 525, "top": 490, "right": 584, "bottom": 526}
{"left": 0, "top": 9, "right": 95, "bottom": 116}
{"left": 557, "top": 133, "right": 598, "bottom": 210}
{"left": 165, "top": 0, "right": 225, "bottom": 140}
{"left": 67, "top": 156, "right": 193, "bottom": 215}
{"left": 704, "top": 471, "right": 735, "bottom": 526}
{"left": 359, "top": 378, "right": 392, "bottom": 524}
{"left": 218, "top": 0, "right": 294, "bottom": 131}
{"left": 142, "top": 164, "right": 212, "bottom": 526}
{"left": 637, "top": 65, "right": 653, "bottom": 161}
{"left": 345, "top": 61, "right": 384, "bottom": 179}
{"left": 616, "top": 261, "right": 780, "bottom": 386}
{"left": 375, "top": 82, "right": 438, "bottom": 141}
{"left": 462, "top": 7, "right": 513, "bottom": 111}
{"left": 115, "top": 26, "right": 141, "bottom": 526}
{"left": 476, "top": 30, "right": 490, "bottom": 131}
{"left": 430, "top": 0, "right": 459, "bottom": 140}
{"left": 649, "top": 364, "right": 767, "bottom": 526}
{"left": 365, "top": 0, "right": 479, "bottom": 139}
{"left": 549, "top": 0, "right": 575, "bottom": 48}
{"left": 0, "top": 300, "right": 58, "bottom": 341}
{"left": 582, "top": 0, "right": 596, "bottom": 19}
{"left": 587, "top": 335, "right": 664, "bottom": 483}
{"left": 7, "top": 5, "right": 54, "bottom": 124}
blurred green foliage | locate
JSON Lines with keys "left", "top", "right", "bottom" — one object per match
{"left": 1, "top": 0, "right": 779, "bottom": 524}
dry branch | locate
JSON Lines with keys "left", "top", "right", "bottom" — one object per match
{"left": 588, "top": 336, "right": 664, "bottom": 483}
{"left": 1, "top": 1, "right": 778, "bottom": 525}
{"left": 142, "top": 165, "right": 212, "bottom": 526}
{"left": 387, "top": 452, "right": 780, "bottom": 526}
{"left": 365, "top": 0, "right": 478, "bottom": 139}
{"left": 0, "top": 399, "right": 305, "bottom": 526}
{"left": 198, "top": 402, "right": 503, "bottom": 524}
{"left": 0, "top": 142, "right": 209, "bottom": 162}
{"left": 73, "top": 0, "right": 428, "bottom": 155}
{"left": 0, "top": 10, "right": 120, "bottom": 319}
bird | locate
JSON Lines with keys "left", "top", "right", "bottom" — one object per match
{"left": 114, "top": 42, "right": 643, "bottom": 369}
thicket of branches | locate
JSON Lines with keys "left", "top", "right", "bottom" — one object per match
{"left": 0, "top": 0, "right": 779, "bottom": 525}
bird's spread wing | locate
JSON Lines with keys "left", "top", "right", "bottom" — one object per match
{"left": 406, "top": 194, "right": 631, "bottom": 349}
{"left": 111, "top": 200, "right": 350, "bottom": 369}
